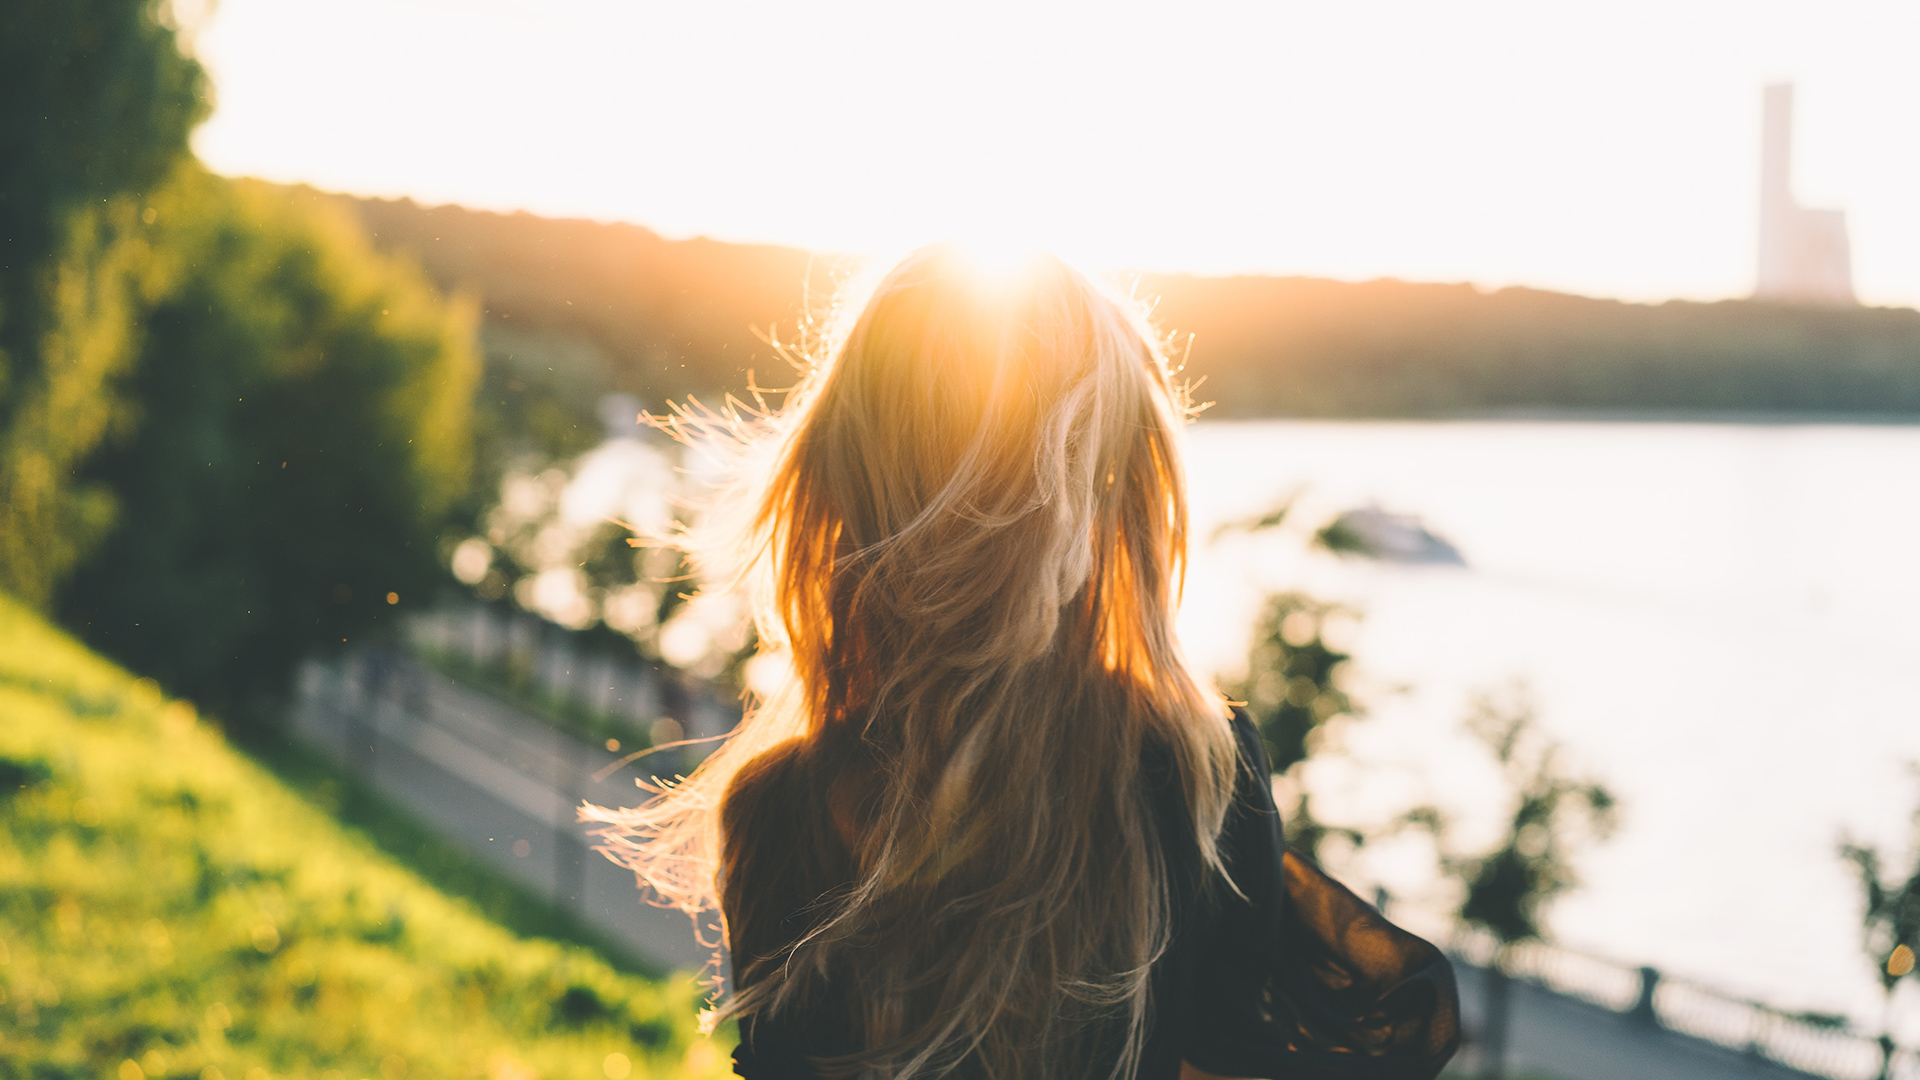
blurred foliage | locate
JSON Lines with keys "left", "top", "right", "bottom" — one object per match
{"left": 0, "top": 593, "right": 732, "bottom": 1080}
{"left": 1208, "top": 493, "right": 1297, "bottom": 544}
{"left": 1312, "top": 517, "right": 1372, "bottom": 557}
{"left": 1231, "top": 591, "right": 1360, "bottom": 777}
{"left": 1838, "top": 766, "right": 1920, "bottom": 1078}
{"left": 333, "top": 196, "right": 775, "bottom": 692}
{"left": 1423, "top": 687, "right": 1618, "bottom": 948}
{"left": 1390, "top": 688, "right": 1616, "bottom": 1080}
{"left": 451, "top": 443, "right": 755, "bottom": 690}
{"left": 55, "top": 170, "right": 479, "bottom": 726}
{"left": 2, "top": 2, "right": 479, "bottom": 723}
{"left": 474, "top": 326, "right": 617, "bottom": 476}
{"left": 0, "top": 0, "right": 207, "bottom": 606}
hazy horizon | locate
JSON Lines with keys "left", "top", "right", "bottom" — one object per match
{"left": 190, "top": 0, "right": 1920, "bottom": 308}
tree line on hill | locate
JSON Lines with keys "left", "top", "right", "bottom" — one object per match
{"left": 1140, "top": 273, "right": 1920, "bottom": 417}
{"left": 343, "top": 194, "right": 845, "bottom": 410}
{"left": 3, "top": 0, "right": 475, "bottom": 728}
{"left": 337, "top": 194, "right": 1920, "bottom": 420}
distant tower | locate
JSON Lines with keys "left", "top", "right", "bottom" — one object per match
{"left": 1755, "top": 83, "right": 1856, "bottom": 305}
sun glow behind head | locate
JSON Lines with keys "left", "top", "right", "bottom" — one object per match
{"left": 948, "top": 231, "right": 1047, "bottom": 289}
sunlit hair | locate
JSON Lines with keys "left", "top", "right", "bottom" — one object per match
{"left": 585, "top": 244, "right": 1239, "bottom": 1080}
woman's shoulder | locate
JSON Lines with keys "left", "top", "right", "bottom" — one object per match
{"left": 1223, "top": 704, "right": 1270, "bottom": 777}
{"left": 719, "top": 729, "right": 869, "bottom": 913}
{"left": 721, "top": 737, "right": 812, "bottom": 830}
{"left": 1142, "top": 706, "right": 1266, "bottom": 794}
{"left": 722, "top": 727, "right": 880, "bottom": 853}
{"left": 720, "top": 734, "right": 862, "bottom": 969}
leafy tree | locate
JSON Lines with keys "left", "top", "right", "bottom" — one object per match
{"left": 57, "top": 171, "right": 479, "bottom": 726}
{"left": 1218, "top": 498, "right": 1383, "bottom": 861}
{"left": 1228, "top": 587, "right": 1416, "bottom": 876}
{"left": 0, "top": 198, "right": 165, "bottom": 608}
{"left": 1231, "top": 591, "right": 1360, "bottom": 777}
{"left": 1839, "top": 768, "right": 1920, "bottom": 1080}
{"left": 0, "top": 0, "right": 207, "bottom": 604}
{"left": 1417, "top": 687, "right": 1617, "bottom": 1080}
{"left": 473, "top": 325, "right": 619, "bottom": 476}
{"left": 446, "top": 435, "right": 757, "bottom": 703}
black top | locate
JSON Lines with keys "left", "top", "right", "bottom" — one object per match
{"left": 730, "top": 711, "right": 1459, "bottom": 1080}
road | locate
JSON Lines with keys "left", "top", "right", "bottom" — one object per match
{"left": 1448, "top": 964, "right": 1840, "bottom": 1080}
{"left": 294, "top": 652, "right": 719, "bottom": 972}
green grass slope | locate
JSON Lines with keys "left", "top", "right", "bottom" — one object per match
{"left": 0, "top": 594, "right": 728, "bottom": 1080}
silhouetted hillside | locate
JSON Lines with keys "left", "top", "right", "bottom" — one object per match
{"left": 333, "top": 194, "right": 1920, "bottom": 418}
{"left": 341, "top": 193, "right": 845, "bottom": 408}
{"left": 1139, "top": 274, "right": 1920, "bottom": 417}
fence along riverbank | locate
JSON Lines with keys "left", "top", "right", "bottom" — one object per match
{"left": 1391, "top": 905, "right": 1907, "bottom": 1079}
{"left": 291, "top": 630, "right": 732, "bottom": 973}
{"left": 296, "top": 602, "right": 1907, "bottom": 1078}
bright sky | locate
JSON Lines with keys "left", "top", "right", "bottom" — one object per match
{"left": 191, "top": 0, "right": 1920, "bottom": 307}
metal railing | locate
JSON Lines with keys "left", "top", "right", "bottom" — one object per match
{"left": 399, "top": 601, "right": 737, "bottom": 753}
{"left": 1410, "top": 907, "right": 1912, "bottom": 1080}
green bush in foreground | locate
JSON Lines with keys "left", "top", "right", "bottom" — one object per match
{"left": 0, "top": 594, "right": 728, "bottom": 1080}
{"left": 59, "top": 170, "right": 481, "bottom": 729}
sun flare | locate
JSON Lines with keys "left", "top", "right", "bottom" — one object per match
{"left": 948, "top": 231, "right": 1047, "bottom": 285}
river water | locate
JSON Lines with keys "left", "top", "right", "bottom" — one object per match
{"left": 1176, "top": 419, "right": 1920, "bottom": 1027}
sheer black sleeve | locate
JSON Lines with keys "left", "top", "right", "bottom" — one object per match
{"left": 729, "top": 714, "right": 1460, "bottom": 1080}
{"left": 1180, "top": 712, "right": 1460, "bottom": 1080}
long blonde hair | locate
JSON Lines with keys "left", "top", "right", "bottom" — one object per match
{"left": 585, "top": 244, "right": 1239, "bottom": 1080}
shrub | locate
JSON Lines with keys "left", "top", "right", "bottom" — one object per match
{"left": 58, "top": 172, "right": 479, "bottom": 725}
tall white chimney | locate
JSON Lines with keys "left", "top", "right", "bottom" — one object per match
{"left": 1754, "top": 83, "right": 1856, "bottom": 305}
